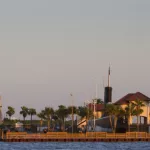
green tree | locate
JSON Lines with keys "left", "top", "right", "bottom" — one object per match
{"left": 77, "top": 106, "right": 93, "bottom": 131}
{"left": 125, "top": 102, "right": 136, "bottom": 132}
{"left": 55, "top": 105, "right": 69, "bottom": 131}
{"left": 37, "top": 110, "right": 45, "bottom": 130}
{"left": 6, "top": 106, "right": 15, "bottom": 120}
{"left": 77, "top": 106, "right": 93, "bottom": 120}
{"left": 105, "top": 104, "right": 124, "bottom": 133}
{"left": 67, "top": 106, "right": 78, "bottom": 132}
{"left": 96, "top": 99, "right": 104, "bottom": 104}
{"left": 20, "top": 106, "right": 28, "bottom": 122}
{"left": 105, "top": 104, "right": 114, "bottom": 132}
{"left": 68, "top": 106, "right": 78, "bottom": 115}
{"left": 134, "top": 100, "right": 145, "bottom": 132}
{"left": 113, "top": 105, "right": 125, "bottom": 133}
{"left": 43, "top": 107, "right": 54, "bottom": 131}
{"left": 28, "top": 108, "right": 36, "bottom": 125}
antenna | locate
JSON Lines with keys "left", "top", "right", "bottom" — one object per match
{"left": 96, "top": 84, "right": 98, "bottom": 99}
{"left": 108, "top": 65, "right": 111, "bottom": 87}
{"left": 103, "top": 77, "right": 105, "bottom": 89}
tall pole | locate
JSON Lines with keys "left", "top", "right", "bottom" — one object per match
{"left": 108, "top": 65, "right": 110, "bottom": 87}
{"left": 93, "top": 99, "right": 95, "bottom": 131}
{"left": 87, "top": 100, "right": 89, "bottom": 131}
{"left": 108, "top": 65, "right": 111, "bottom": 104}
{"left": 85, "top": 100, "right": 90, "bottom": 132}
{"left": 93, "top": 84, "right": 98, "bottom": 131}
{"left": 70, "top": 94, "right": 74, "bottom": 134}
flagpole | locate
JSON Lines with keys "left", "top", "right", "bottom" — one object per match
{"left": 94, "top": 84, "right": 98, "bottom": 131}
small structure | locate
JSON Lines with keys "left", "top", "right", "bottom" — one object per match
{"left": 15, "top": 122, "right": 23, "bottom": 132}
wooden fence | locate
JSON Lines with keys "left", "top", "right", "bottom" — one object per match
{"left": 2, "top": 132, "right": 150, "bottom": 140}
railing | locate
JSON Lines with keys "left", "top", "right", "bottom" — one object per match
{"left": 77, "top": 117, "right": 86, "bottom": 126}
{"left": 3, "top": 132, "right": 150, "bottom": 140}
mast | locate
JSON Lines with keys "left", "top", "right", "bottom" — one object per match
{"left": 104, "top": 65, "right": 112, "bottom": 105}
{"left": 108, "top": 65, "right": 110, "bottom": 87}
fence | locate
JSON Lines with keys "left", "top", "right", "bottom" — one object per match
{"left": 2, "top": 132, "right": 150, "bottom": 140}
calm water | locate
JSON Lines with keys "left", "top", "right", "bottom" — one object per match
{"left": 0, "top": 142, "right": 150, "bottom": 150}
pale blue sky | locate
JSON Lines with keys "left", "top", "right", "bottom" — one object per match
{"left": 0, "top": 0, "right": 150, "bottom": 119}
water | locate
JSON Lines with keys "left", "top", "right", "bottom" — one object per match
{"left": 0, "top": 142, "right": 150, "bottom": 150}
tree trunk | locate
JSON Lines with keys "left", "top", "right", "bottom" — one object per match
{"left": 23, "top": 117, "right": 25, "bottom": 130}
{"left": 137, "top": 115, "right": 139, "bottom": 132}
{"left": 31, "top": 115, "right": 32, "bottom": 125}
{"left": 114, "top": 117, "right": 118, "bottom": 133}
{"left": 109, "top": 115, "right": 113, "bottom": 132}
{"left": 128, "top": 116, "right": 130, "bottom": 132}
{"left": 48, "top": 119, "right": 50, "bottom": 131}
{"left": 40, "top": 119, "right": 43, "bottom": 132}
{"left": 63, "top": 118, "right": 65, "bottom": 132}
{"left": 61, "top": 118, "right": 64, "bottom": 131}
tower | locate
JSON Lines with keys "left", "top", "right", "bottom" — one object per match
{"left": 104, "top": 66, "right": 112, "bottom": 104}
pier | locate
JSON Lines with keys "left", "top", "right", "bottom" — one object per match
{"left": 1, "top": 132, "right": 150, "bottom": 142}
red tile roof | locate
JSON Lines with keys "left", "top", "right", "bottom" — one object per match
{"left": 88, "top": 103, "right": 105, "bottom": 111}
{"left": 115, "top": 92, "right": 150, "bottom": 105}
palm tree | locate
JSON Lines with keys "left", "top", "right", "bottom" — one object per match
{"left": 37, "top": 110, "right": 45, "bottom": 131}
{"left": 6, "top": 106, "right": 15, "bottom": 120}
{"left": 105, "top": 104, "right": 124, "bottom": 133}
{"left": 78, "top": 106, "right": 91, "bottom": 119}
{"left": 20, "top": 106, "right": 28, "bottom": 122}
{"left": 28, "top": 108, "right": 36, "bottom": 125}
{"left": 67, "top": 106, "right": 78, "bottom": 132}
{"left": 96, "top": 99, "right": 104, "bottom": 104}
{"left": 68, "top": 106, "right": 78, "bottom": 115}
{"left": 134, "top": 100, "right": 145, "bottom": 132}
{"left": 105, "top": 104, "right": 115, "bottom": 132}
{"left": 55, "top": 105, "right": 68, "bottom": 131}
{"left": 43, "top": 107, "right": 54, "bottom": 131}
{"left": 125, "top": 102, "right": 136, "bottom": 132}
{"left": 77, "top": 106, "right": 93, "bottom": 131}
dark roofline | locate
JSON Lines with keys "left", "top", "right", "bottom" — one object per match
{"left": 115, "top": 92, "right": 150, "bottom": 105}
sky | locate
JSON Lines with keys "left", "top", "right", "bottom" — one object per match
{"left": 0, "top": 0, "right": 150, "bottom": 119}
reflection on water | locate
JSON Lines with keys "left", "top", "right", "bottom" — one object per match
{"left": 0, "top": 142, "right": 150, "bottom": 150}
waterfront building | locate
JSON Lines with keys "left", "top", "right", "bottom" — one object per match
{"left": 77, "top": 92, "right": 150, "bottom": 132}
{"left": 115, "top": 92, "right": 150, "bottom": 125}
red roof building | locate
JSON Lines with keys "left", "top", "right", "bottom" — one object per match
{"left": 88, "top": 103, "right": 105, "bottom": 111}
{"left": 115, "top": 92, "right": 150, "bottom": 105}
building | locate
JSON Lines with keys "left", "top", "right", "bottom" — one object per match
{"left": 115, "top": 92, "right": 150, "bottom": 125}
{"left": 77, "top": 92, "right": 150, "bottom": 132}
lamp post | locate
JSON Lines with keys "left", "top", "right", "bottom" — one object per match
{"left": 93, "top": 99, "right": 97, "bottom": 131}
{"left": 86, "top": 99, "right": 97, "bottom": 131}
{"left": 84, "top": 100, "right": 90, "bottom": 132}
{"left": 70, "top": 94, "right": 74, "bottom": 134}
